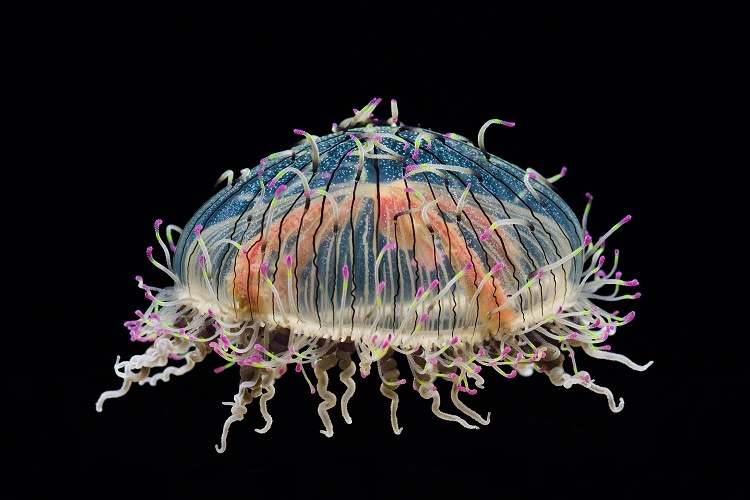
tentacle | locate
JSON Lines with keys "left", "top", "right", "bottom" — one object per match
{"left": 215, "top": 370, "right": 260, "bottom": 453}
{"left": 254, "top": 369, "right": 278, "bottom": 434}
{"left": 450, "top": 377, "right": 491, "bottom": 425}
{"left": 408, "top": 352, "right": 478, "bottom": 430}
{"left": 314, "top": 352, "right": 339, "bottom": 437}
{"left": 581, "top": 378, "right": 625, "bottom": 413}
{"left": 581, "top": 343, "right": 653, "bottom": 371}
{"left": 95, "top": 369, "right": 140, "bottom": 412}
{"left": 417, "top": 381, "right": 478, "bottom": 430}
{"left": 377, "top": 348, "right": 404, "bottom": 435}
{"left": 337, "top": 347, "right": 356, "bottom": 424}
{"left": 96, "top": 337, "right": 180, "bottom": 411}
{"left": 547, "top": 366, "right": 625, "bottom": 412}
{"left": 139, "top": 340, "right": 206, "bottom": 386}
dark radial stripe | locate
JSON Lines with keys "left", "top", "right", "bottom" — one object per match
{"left": 347, "top": 142, "right": 360, "bottom": 337}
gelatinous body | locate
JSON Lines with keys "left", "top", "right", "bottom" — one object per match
{"left": 97, "top": 98, "right": 652, "bottom": 452}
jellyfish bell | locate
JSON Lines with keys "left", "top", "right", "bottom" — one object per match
{"left": 97, "top": 97, "right": 652, "bottom": 453}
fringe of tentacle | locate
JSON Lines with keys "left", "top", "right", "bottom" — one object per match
{"left": 97, "top": 268, "right": 653, "bottom": 453}
{"left": 210, "top": 320, "right": 651, "bottom": 453}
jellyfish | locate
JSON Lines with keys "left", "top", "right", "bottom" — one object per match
{"left": 97, "top": 97, "right": 652, "bottom": 453}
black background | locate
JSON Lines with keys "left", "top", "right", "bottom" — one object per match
{"left": 10, "top": 3, "right": 740, "bottom": 494}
